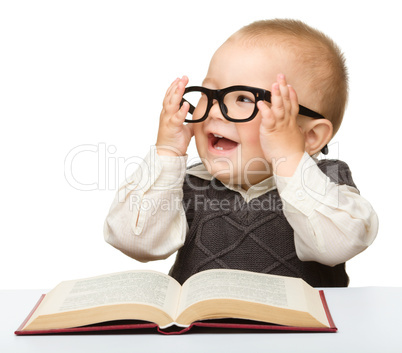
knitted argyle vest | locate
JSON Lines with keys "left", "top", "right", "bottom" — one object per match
{"left": 169, "top": 159, "right": 357, "bottom": 287}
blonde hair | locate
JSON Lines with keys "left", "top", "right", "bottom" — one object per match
{"left": 231, "top": 19, "right": 348, "bottom": 136}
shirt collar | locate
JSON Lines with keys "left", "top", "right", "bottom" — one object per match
{"left": 186, "top": 163, "right": 277, "bottom": 202}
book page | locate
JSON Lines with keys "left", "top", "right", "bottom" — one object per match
{"left": 175, "top": 269, "right": 330, "bottom": 328}
{"left": 32, "top": 270, "right": 181, "bottom": 321}
{"left": 178, "top": 269, "right": 292, "bottom": 315}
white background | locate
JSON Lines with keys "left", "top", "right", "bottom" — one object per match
{"left": 1, "top": 0, "right": 400, "bottom": 289}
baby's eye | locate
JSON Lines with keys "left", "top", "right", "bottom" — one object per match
{"left": 236, "top": 95, "right": 255, "bottom": 103}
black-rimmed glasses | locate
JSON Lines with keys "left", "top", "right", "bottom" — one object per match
{"left": 181, "top": 85, "right": 329, "bottom": 154}
{"left": 181, "top": 85, "right": 325, "bottom": 123}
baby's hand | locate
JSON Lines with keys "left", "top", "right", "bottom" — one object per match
{"left": 257, "top": 74, "right": 305, "bottom": 176}
{"left": 156, "top": 76, "right": 194, "bottom": 156}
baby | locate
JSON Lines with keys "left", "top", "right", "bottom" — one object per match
{"left": 104, "top": 19, "right": 378, "bottom": 286}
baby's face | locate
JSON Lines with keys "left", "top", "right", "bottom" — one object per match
{"left": 193, "top": 39, "right": 316, "bottom": 189}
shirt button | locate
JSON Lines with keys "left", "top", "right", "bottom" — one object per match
{"left": 296, "top": 190, "right": 305, "bottom": 200}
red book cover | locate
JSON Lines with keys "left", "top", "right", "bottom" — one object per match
{"left": 15, "top": 291, "right": 337, "bottom": 335}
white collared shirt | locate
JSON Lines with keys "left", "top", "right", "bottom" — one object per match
{"left": 104, "top": 146, "right": 378, "bottom": 266}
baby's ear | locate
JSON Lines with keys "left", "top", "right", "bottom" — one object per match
{"left": 303, "top": 119, "right": 333, "bottom": 156}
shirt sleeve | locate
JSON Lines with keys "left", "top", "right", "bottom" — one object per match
{"left": 274, "top": 152, "right": 379, "bottom": 266}
{"left": 103, "top": 146, "right": 188, "bottom": 262}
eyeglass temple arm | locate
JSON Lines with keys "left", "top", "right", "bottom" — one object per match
{"left": 264, "top": 90, "right": 325, "bottom": 119}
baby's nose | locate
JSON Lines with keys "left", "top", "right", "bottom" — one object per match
{"left": 208, "top": 99, "right": 227, "bottom": 122}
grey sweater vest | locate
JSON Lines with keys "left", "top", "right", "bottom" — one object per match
{"left": 169, "top": 159, "right": 357, "bottom": 287}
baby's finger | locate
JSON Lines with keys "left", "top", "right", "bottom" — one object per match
{"left": 257, "top": 101, "right": 275, "bottom": 130}
{"left": 270, "top": 82, "right": 285, "bottom": 119}
{"left": 277, "top": 74, "right": 292, "bottom": 115}
{"left": 164, "top": 76, "right": 188, "bottom": 106}
{"left": 287, "top": 85, "right": 300, "bottom": 117}
{"left": 170, "top": 76, "right": 189, "bottom": 106}
{"left": 169, "top": 79, "right": 187, "bottom": 108}
{"left": 165, "top": 78, "right": 180, "bottom": 97}
{"left": 171, "top": 100, "right": 190, "bottom": 126}
{"left": 163, "top": 78, "right": 180, "bottom": 107}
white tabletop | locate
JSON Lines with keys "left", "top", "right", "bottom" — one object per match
{"left": 2, "top": 287, "right": 401, "bottom": 353}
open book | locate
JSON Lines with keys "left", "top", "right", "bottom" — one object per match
{"left": 15, "top": 269, "right": 336, "bottom": 335}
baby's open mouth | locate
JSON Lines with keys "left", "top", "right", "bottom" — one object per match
{"left": 208, "top": 133, "right": 239, "bottom": 151}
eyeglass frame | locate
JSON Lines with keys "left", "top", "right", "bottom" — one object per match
{"left": 181, "top": 85, "right": 329, "bottom": 154}
{"left": 182, "top": 85, "right": 325, "bottom": 123}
